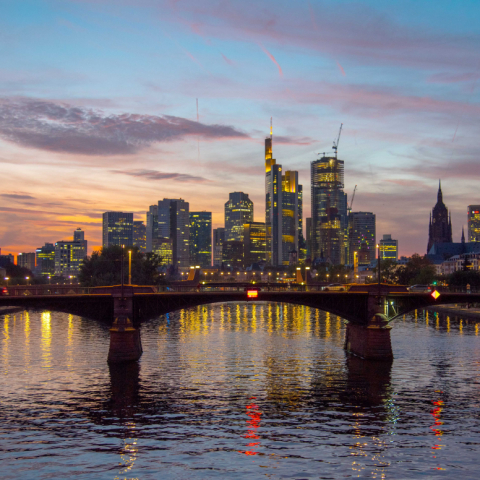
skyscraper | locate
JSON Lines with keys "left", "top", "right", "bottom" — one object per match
{"left": 213, "top": 228, "right": 225, "bottom": 267}
{"left": 311, "top": 156, "right": 348, "bottom": 264}
{"left": 54, "top": 229, "right": 88, "bottom": 277}
{"left": 297, "top": 185, "right": 307, "bottom": 263}
{"left": 189, "top": 211, "right": 212, "bottom": 267}
{"left": 379, "top": 234, "right": 398, "bottom": 261}
{"left": 427, "top": 181, "right": 452, "bottom": 253}
{"left": 133, "top": 221, "right": 147, "bottom": 252}
{"left": 264, "top": 121, "right": 300, "bottom": 266}
{"left": 102, "top": 212, "right": 134, "bottom": 247}
{"left": 225, "top": 192, "right": 253, "bottom": 242}
{"left": 244, "top": 222, "right": 266, "bottom": 267}
{"left": 157, "top": 199, "right": 190, "bottom": 268}
{"left": 146, "top": 204, "right": 158, "bottom": 253}
{"left": 348, "top": 212, "right": 376, "bottom": 265}
{"left": 468, "top": 205, "right": 480, "bottom": 242}
{"left": 36, "top": 243, "right": 55, "bottom": 276}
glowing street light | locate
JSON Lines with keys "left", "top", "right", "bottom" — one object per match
{"left": 5, "top": 277, "right": 9, "bottom": 286}
{"left": 25, "top": 276, "right": 30, "bottom": 286}
{"left": 128, "top": 250, "right": 132, "bottom": 285}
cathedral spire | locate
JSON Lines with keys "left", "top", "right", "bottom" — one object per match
{"left": 462, "top": 226, "right": 465, "bottom": 243}
{"left": 437, "top": 179, "right": 443, "bottom": 203}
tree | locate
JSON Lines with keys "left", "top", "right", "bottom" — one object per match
{"left": 396, "top": 254, "right": 435, "bottom": 285}
{"left": 448, "top": 270, "right": 480, "bottom": 288}
{"left": 78, "top": 246, "right": 163, "bottom": 287}
{"left": 373, "top": 259, "right": 398, "bottom": 284}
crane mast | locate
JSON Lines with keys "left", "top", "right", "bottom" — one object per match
{"left": 347, "top": 185, "right": 357, "bottom": 213}
{"left": 332, "top": 123, "right": 343, "bottom": 158}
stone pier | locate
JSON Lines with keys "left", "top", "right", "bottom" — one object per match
{"left": 108, "top": 286, "right": 143, "bottom": 363}
{"left": 344, "top": 295, "right": 393, "bottom": 360}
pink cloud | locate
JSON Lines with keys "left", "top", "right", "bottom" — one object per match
{"left": 336, "top": 61, "right": 346, "bottom": 76}
{"left": 259, "top": 44, "right": 283, "bottom": 77}
{"left": 221, "top": 53, "right": 235, "bottom": 66}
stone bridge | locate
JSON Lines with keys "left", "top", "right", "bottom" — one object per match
{"left": 0, "top": 284, "right": 478, "bottom": 363}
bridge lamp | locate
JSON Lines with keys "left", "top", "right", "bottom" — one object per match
{"left": 128, "top": 250, "right": 132, "bottom": 285}
{"left": 25, "top": 276, "right": 30, "bottom": 285}
{"left": 5, "top": 277, "right": 9, "bottom": 286}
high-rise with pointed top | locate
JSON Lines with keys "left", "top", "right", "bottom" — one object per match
{"left": 427, "top": 181, "right": 452, "bottom": 253}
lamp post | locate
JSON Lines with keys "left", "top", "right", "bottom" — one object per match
{"left": 5, "top": 277, "right": 9, "bottom": 286}
{"left": 25, "top": 276, "right": 30, "bottom": 286}
{"left": 121, "top": 245, "right": 125, "bottom": 297}
{"left": 128, "top": 250, "right": 132, "bottom": 285}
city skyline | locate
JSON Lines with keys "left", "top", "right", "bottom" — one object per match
{"left": 0, "top": 0, "right": 479, "bottom": 257}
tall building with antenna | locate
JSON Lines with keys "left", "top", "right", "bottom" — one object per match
{"left": 310, "top": 125, "right": 348, "bottom": 264}
{"left": 264, "top": 119, "right": 300, "bottom": 266}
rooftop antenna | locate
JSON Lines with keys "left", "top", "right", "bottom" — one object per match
{"left": 196, "top": 98, "right": 200, "bottom": 161}
{"left": 332, "top": 123, "right": 343, "bottom": 158}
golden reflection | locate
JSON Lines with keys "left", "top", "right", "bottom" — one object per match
{"left": 114, "top": 422, "right": 139, "bottom": 480}
{"left": 23, "top": 312, "right": 31, "bottom": 370}
{"left": 251, "top": 304, "right": 257, "bottom": 333}
{"left": 446, "top": 316, "right": 450, "bottom": 333}
{"left": 41, "top": 311, "right": 52, "bottom": 367}
{"left": 2, "top": 314, "right": 9, "bottom": 373}
{"left": 459, "top": 320, "right": 463, "bottom": 334}
{"left": 426, "top": 311, "right": 429, "bottom": 326}
{"left": 475, "top": 323, "right": 478, "bottom": 335}
{"left": 325, "top": 312, "right": 331, "bottom": 338}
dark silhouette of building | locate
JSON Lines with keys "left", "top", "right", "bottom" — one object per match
{"left": 427, "top": 181, "right": 452, "bottom": 253}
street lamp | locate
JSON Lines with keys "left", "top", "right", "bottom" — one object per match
{"left": 5, "top": 277, "right": 9, "bottom": 286}
{"left": 128, "top": 250, "right": 132, "bottom": 285}
{"left": 25, "top": 276, "right": 30, "bottom": 286}
{"left": 47, "top": 275, "right": 51, "bottom": 284}
{"left": 69, "top": 275, "right": 73, "bottom": 285}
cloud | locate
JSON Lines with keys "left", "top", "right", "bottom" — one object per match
{"left": 259, "top": 44, "right": 283, "bottom": 77}
{"left": 273, "top": 135, "right": 315, "bottom": 145}
{"left": 112, "top": 169, "right": 209, "bottom": 182}
{"left": 221, "top": 53, "right": 235, "bottom": 66}
{"left": 0, "top": 97, "right": 248, "bottom": 156}
{"left": 1, "top": 193, "right": 36, "bottom": 200}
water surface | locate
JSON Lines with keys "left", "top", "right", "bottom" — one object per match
{"left": 1, "top": 304, "right": 479, "bottom": 479}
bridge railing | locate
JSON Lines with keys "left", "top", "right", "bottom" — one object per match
{"left": 5, "top": 285, "right": 95, "bottom": 296}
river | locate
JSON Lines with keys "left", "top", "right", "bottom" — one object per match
{"left": 1, "top": 303, "right": 479, "bottom": 479}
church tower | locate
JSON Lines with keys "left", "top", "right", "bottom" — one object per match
{"left": 427, "top": 180, "right": 452, "bottom": 253}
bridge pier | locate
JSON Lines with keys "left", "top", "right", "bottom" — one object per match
{"left": 108, "top": 287, "right": 143, "bottom": 363}
{"left": 345, "top": 297, "right": 393, "bottom": 360}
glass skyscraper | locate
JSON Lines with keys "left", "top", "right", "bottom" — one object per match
{"left": 468, "top": 205, "right": 480, "bottom": 242}
{"left": 189, "top": 211, "right": 212, "bottom": 267}
{"left": 348, "top": 212, "right": 376, "bottom": 265}
{"left": 225, "top": 192, "right": 253, "bottom": 242}
{"left": 311, "top": 156, "right": 347, "bottom": 264}
{"left": 102, "top": 212, "right": 134, "bottom": 247}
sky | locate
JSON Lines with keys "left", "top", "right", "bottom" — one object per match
{"left": 0, "top": 0, "right": 479, "bottom": 257}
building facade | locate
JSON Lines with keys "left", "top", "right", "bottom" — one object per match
{"left": 54, "top": 229, "right": 88, "bottom": 277}
{"left": 311, "top": 156, "right": 348, "bottom": 265}
{"left": 348, "top": 212, "right": 376, "bottom": 265}
{"left": 427, "top": 181, "right": 452, "bottom": 253}
{"left": 468, "top": 205, "right": 480, "bottom": 243}
{"left": 133, "top": 221, "right": 147, "bottom": 252}
{"left": 36, "top": 243, "right": 56, "bottom": 276}
{"left": 225, "top": 192, "right": 253, "bottom": 242}
{"left": 213, "top": 228, "right": 225, "bottom": 267}
{"left": 102, "top": 212, "right": 134, "bottom": 247}
{"left": 244, "top": 222, "right": 266, "bottom": 267}
{"left": 17, "top": 252, "right": 35, "bottom": 271}
{"left": 146, "top": 204, "right": 158, "bottom": 252}
{"left": 157, "top": 198, "right": 190, "bottom": 268}
{"left": 189, "top": 211, "right": 212, "bottom": 267}
{"left": 379, "top": 234, "right": 398, "bottom": 261}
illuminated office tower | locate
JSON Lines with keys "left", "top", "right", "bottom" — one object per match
{"left": 152, "top": 237, "right": 173, "bottom": 266}
{"left": 225, "top": 192, "right": 253, "bottom": 242}
{"left": 102, "top": 212, "right": 134, "bottom": 247}
{"left": 348, "top": 212, "right": 376, "bottom": 265}
{"left": 17, "top": 252, "right": 35, "bottom": 271}
{"left": 36, "top": 243, "right": 55, "bottom": 276}
{"left": 244, "top": 222, "right": 266, "bottom": 267}
{"left": 379, "top": 234, "right": 398, "bottom": 261}
{"left": 468, "top": 205, "right": 480, "bottom": 242}
{"left": 54, "top": 229, "right": 88, "bottom": 277}
{"left": 297, "top": 185, "right": 307, "bottom": 263}
{"left": 133, "top": 221, "right": 147, "bottom": 252}
{"left": 311, "top": 156, "right": 347, "bottom": 264}
{"left": 189, "top": 211, "right": 212, "bottom": 267}
{"left": 146, "top": 204, "right": 158, "bottom": 252}
{"left": 157, "top": 199, "right": 190, "bottom": 268}
{"left": 213, "top": 228, "right": 225, "bottom": 267}
{"left": 264, "top": 121, "right": 283, "bottom": 266}
{"left": 306, "top": 217, "right": 312, "bottom": 258}
{"left": 281, "top": 171, "right": 299, "bottom": 265}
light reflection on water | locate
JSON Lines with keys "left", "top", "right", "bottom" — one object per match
{"left": 1, "top": 303, "right": 480, "bottom": 479}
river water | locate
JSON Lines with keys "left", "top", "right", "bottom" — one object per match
{"left": 1, "top": 303, "right": 479, "bottom": 479}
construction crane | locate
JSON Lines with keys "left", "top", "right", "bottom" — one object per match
{"left": 332, "top": 123, "right": 343, "bottom": 158}
{"left": 347, "top": 184, "right": 357, "bottom": 213}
